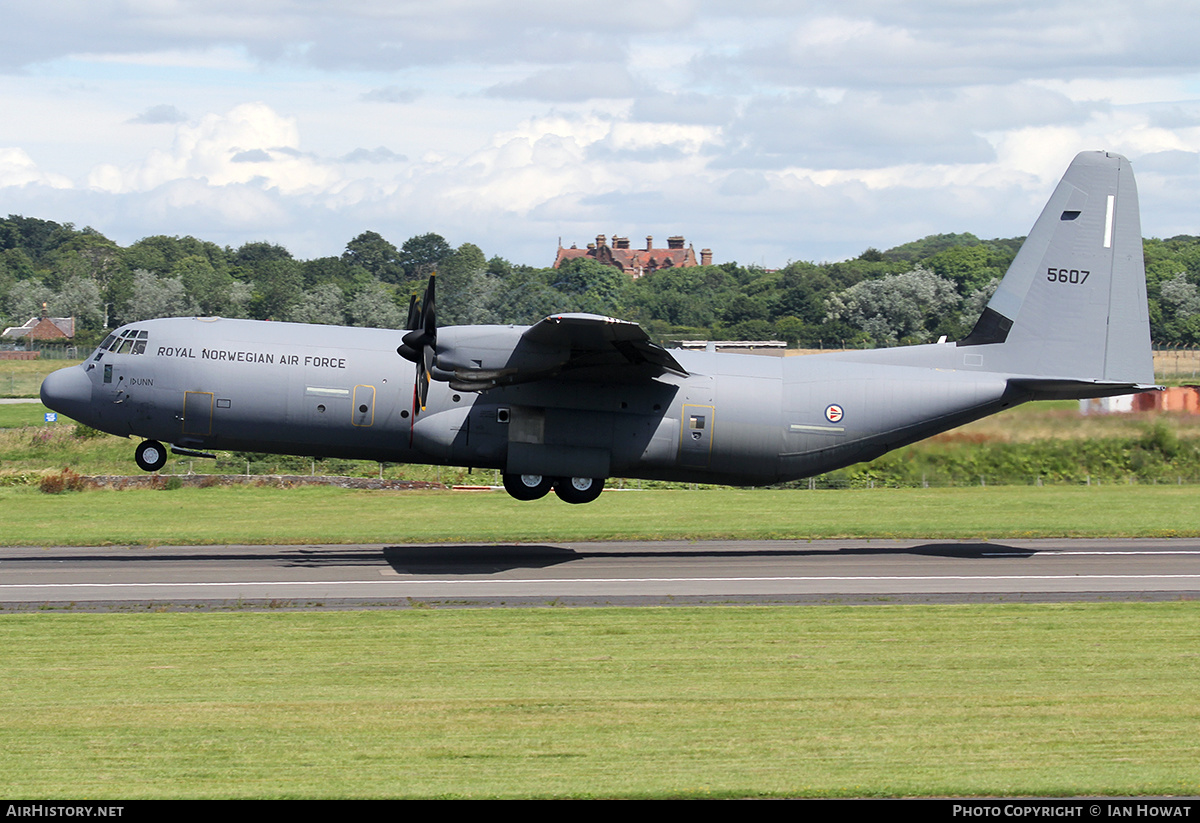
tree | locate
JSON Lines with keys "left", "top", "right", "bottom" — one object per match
{"left": 302, "top": 256, "right": 372, "bottom": 292}
{"left": 342, "top": 231, "right": 404, "bottom": 284}
{"left": 438, "top": 242, "right": 496, "bottom": 325}
{"left": 486, "top": 255, "right": 514, "bottom": 279}
{"left": 551, "top": 257, "right": 630, "bottom": 317}
{"left": 399, "top": 233, "right": 451, "bottom": 281}
{"left": 773, "top": 315, "right": 806, "bottom": 346}
{"left": 0, "top": 248, "right": 36, "bottom": 282}
{"left": 3, "top": 279, "right": 54, "bottom": 324}
{"left": 347, "top": 281, "right": 403, "bottom": 329}
{"left": 721, "top": 293, "right": 770, "bottom": 325}
{"left": 825, "top": 267, "right": 960, "bottom": 346}
{"left": 927, "top": 244, "right": 1006, "bottom": 295}
{"left": 123, "top": 270, "right": 198, "bottom": 321}
{"left": 777, "top": 263, "right": 834, "bottom": 326}
{"left": 55, "top": 276, "right": 104, "bottom": 329}
{"left": 173, "top": 255, "right": 236, "bottom": 316}
{"left": 1158, "top": 273, "right": 1200, "bottom": 344}
{"left": 233, "top": 241, "right": 293, "bottom": 267}
{"left": 0, "top": 216, "right": 76, "bottom": 266}
{"left": 288, "top": 283, "right": 345, "bottom": 326}
{"left": 246, "top": 259, "right": 303, "bottom": 320}
{"left": 486, "top": 267, "right": 565, "bottom": 324}
{"left": 47, "top": 233, "right": 121, "bottom": 294}
{"left": 124, "top": 235, "right": 228, "bottom": 276}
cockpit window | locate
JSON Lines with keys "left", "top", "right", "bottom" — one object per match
{"left": 94, "top": 334, "right": 117, "bottom": 360}
{"left": 94, "top": 328, "right": 149, "bottom": 358}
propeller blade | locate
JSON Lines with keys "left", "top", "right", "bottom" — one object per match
{"left": 420, "top": 275, "right": 436, "bottom": 341}
{"left": 418, "top": 360, "right": 430, "bottom": 411}
{"left": 400, "top": 275, "right": 438, "bottom": 435}
{"left": 405, "top": 293, "right": 420, "bottom": 330}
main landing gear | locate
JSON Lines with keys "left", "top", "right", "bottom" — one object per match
{"left": 501, "top": 473, "right": 605, "bottom": 504}
{"left": 134, "top": 439, "right": 168, "bottom": 472}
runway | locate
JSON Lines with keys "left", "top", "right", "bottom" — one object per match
{"left": 2, "top": 538, "right": 1198, "bottom": 609}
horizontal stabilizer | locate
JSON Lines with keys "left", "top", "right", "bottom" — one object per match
{"left": 1008, "top": 377, "right": 1159, "bottom": 401}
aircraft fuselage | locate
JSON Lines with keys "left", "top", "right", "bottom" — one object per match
{"left": 41, "top": 153, "right": 1156, "bottom": 502}
{"left": 46, "top": 315, "right": 1025, "bottom": 487}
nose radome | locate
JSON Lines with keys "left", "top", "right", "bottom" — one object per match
{"left": 40, "top": 366, "right": 94, "bottom": 422}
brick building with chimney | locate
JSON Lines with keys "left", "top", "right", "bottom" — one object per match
{"left": 2, "top": 304, "right": 75, "bottom": 344}
{"left": 554, "top": 234, "right": 712, "bottom": 278}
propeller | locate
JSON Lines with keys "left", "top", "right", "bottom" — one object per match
{"left": 398, "top": 276, "right": 437, "bottom": 442}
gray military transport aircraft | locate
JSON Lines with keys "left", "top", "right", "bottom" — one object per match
{"left": 42, "top": 151, "right": 1155, "bottom": 503}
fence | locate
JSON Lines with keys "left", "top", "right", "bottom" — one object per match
{"left": 1153, "top": 345, "right": 1200, "bottom": 382}
{"left": 0, "top": 344, "right": 80, "bottom": 360}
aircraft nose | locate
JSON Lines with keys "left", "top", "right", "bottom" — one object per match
{"left": 40, "top": 366, "right": 94, "bottom": 422}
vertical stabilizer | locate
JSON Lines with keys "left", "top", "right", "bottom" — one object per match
{"left": 960, "top": 151, "right": 1153, "bottom": 386}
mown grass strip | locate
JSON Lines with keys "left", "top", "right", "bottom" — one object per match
{"left": 3, "top": 485, "right": 1200, "bottom": 546}
{"left": 0, "top": 604, "right": 1197, "bottom": 798}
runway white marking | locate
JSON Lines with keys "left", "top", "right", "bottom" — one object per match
{"left": 5, "top": 574, "right": 1200, "bottom": 590}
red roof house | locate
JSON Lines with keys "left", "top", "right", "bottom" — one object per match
{"left": 554, "top": 235, "right": 712, "bottom": 278}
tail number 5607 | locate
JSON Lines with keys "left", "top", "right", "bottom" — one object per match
{"left": 1047, "top": 268, "right": 1090, "bottom": 284}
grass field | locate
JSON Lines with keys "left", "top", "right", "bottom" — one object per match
{"left": 1, "top": 604, "right": 1196, "bottom": 799}
{"left": 0, "top": 401, "right": 70, "bottom": 428}
{"left": 0, "top": 358, "right": 76, "bottom": 398}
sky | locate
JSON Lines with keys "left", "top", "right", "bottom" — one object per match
{"left": 3, "top": 0, "right": 1200, "bottom": 269}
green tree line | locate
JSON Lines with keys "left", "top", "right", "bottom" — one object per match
{"left": 4, "top": 214, "right": 1200, "bottom": 349}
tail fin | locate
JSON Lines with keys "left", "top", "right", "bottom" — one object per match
{"left": 960, "top": 151, "right": 1153, "bottom": 388}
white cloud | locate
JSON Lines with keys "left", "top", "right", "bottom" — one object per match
{"left": 86, "top": 103, "right": 342, "bottom": 195}
{"left": 0, "top": 148, "right": 71, "bottom": 188}
{"left": 2, "top": 1, "right": 1200, "bottom": 266}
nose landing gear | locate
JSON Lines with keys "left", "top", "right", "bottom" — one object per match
{"left": 134, "top": 439, "right": 167, "bottom": 472}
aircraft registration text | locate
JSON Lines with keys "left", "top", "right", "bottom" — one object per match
{"left": 1046, "top": 268, "right": 1090, "bottom": 284}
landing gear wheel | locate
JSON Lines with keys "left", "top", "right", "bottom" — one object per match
{"left": 503, "top": 473, "right": 553, "bottom": 501}
{"left": 553, "top": 476, "right": 605, "bottom": 505}
{"left": 135, "top": 439, "right": 168, "bottom": 472}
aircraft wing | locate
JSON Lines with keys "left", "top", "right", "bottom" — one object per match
{"left": 524, "top": 313, "right": 688, "bottom": 376}
{"left": 443, "top": 313, "right": 688, "bottom": 392}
